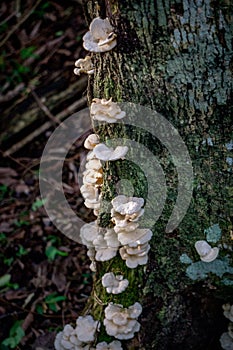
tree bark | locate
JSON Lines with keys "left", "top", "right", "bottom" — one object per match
{"left": 83, "top": 0, "right": 233, "bottom": 349}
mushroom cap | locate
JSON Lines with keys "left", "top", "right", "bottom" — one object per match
{"left": 102, "top": 272, "right": 129, "bottom": 294}
{"left": 96, "top": 340, "right": 123, "bottom": 350}
{"left": 117, "top": 228, "right": 152, "bottom": 246}
{"left": 83, "top": 18, "right": 117, "bottom": 53}
{"left": 220, "top": 332, "right": 233, "bottom": 350}
{"left": 80, "top": 221, "right": 99, "bottom": 247}
{"left": 104, "top": 228, "right": 120, "bottom": 248}
{"left": 93, "top": 144, "right": 128, "bottom": 161}
{"left": 84, "top": 134, "right": 100, "bottom": 150}
{"left": 90, "top": 98, "right": 126, "bottom": 123}
{"left": 119, "top": 244, "right": 150, "bottom": 268}
{"left": 195, "top": 240, "right": 219, "bottom": 262}
{"left": 75, "top": 315, "right": 99, "bottom": 342}
{"left": 89, "top": 17, "right": 114, "bottom": 41}
{"left": 112, "top": 195, "right": 144, "bottom": 215}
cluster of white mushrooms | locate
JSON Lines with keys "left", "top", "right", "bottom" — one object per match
{"left": 220, "top": 304, "right": 233, "bottom": 349}
{"left": 55, "top": 16, "right": 147, "bottom": 350}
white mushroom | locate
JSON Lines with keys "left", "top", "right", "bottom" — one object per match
{"left": 93, "top": 143, "right": 128, "bottom": 161}
{"left": 102, "top": 272, "right": 129, "bottom": 294}
{"left": 83, "top": 17, "right": 117, "bottom": 53}
{"left": 111, "top": 195, "right": 144, "bottom": 232}
{"left": 112, "top": 195, "right": 144, "bottom": 215}
{"left": 104, "top": 228, "right": 120, "bottom": 248}
{"left": 119, "top": 243, "right": 150, "bottom": 268}
{"left": 194, "top": 240, "right": 219, "bottom": 262}
{"left": 83, "top": 168, "right": 103, "bottom": 186}
{"left": 80, "top": 221, "right": 99, "bottom": 248}
{"left": 223, "top": 304, "right": 233, "bottom": 322}
{"left": 104, "top": 302, "right": 142, "bottom": 340}
{"left": 91, "top": 98, "right": 126, "bottom": 123}
{"left": 117, "top": 228, "right": 152, "bottom": 246}
{"left": 95, "top": 340, "right": 123, "bottom": 350}
{"left": 54, "top": 324, "right": 88, "bottom": 350}
{"left": 220, "top": 332, "right": 233, "bottom": 350}
{"left": 93, "top": 232, "right": 118, "bottom": 261}
{"left": 84, "top": 134, "right": 100, "bottom": 150}
{"left": 228, "top": 323, "right": 233, "bottom": 339}
{"left": 75, "top": 315, "right": 99, "bottom": 342}
{"left": 74, "top": 56, "right": 94, "bottom": 75}
{"left": 80, "top": 184, "right": 101, "bottom": 209}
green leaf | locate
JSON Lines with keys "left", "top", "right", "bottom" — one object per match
{"left": 45, "top": 294, "right": 66, "bottom": 304}
{"left": 20, "top": 46, "right": 36, "bottom": 60}
{"left": 32, "top": 198, "right": 47, "bottom": 211}
{"left": 205, "top": 224, "right": 222, "bottom": 243}
{"left": 2, "top": 320, "right": 25, "bottom": 348}
{"left": 0, "top": 274, "right": 11, "bottom": 287}
{"left": 45, "top": 246, "right": 68, "bottom": 261}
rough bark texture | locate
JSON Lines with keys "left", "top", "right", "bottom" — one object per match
{"left": 83, "top": 0, "right": 232, "bottom": 349}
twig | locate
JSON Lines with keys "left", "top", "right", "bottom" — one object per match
{"left": 3, "top": 96, "right": 87, "bottom": 157}
{"left": 0, "top": 0, "right": 42, "bottom": 48}
{"left": 31, "top": 90, "right": 60, "bottom": 125}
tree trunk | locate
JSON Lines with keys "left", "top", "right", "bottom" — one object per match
{"left": 83, "top": 0, "right": 233, "bottom": 349}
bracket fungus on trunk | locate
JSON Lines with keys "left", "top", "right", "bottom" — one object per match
{"left": 102, "top": 272, "right": 129, "bottom": 294}
{"left": 103, "top": 302, "right": 142, "bottom": 340}
{"left": 90, "top": 98, "right": 126, "bottom": 123}
{"left": 94, "top": 340, "right": 123, "bottom": 349}
{"left": 74, "top": 56, "right": 94, "bottom": 75}
{"left": 84, "top": 134, "right": 100, "bottom": 150}
{"left": 93, "top": 143, "right": 128, "bottom": 161}
{"left": 54, "top": 315, "right": 99, "bottom": 350}
{"left": 83, "top": 17, "right": 117, "bottom": 53}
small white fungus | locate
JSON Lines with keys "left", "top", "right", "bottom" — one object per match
{"left": 94, "top": 340, "right": 123, "bottom": 350}
{"left": 119, "top": 242, "right": 150, "bottom": 268}
{"left": 104, "top": 302, "right": 142, "bottom": 340}
{"left": 91, "top": 98, "right": 125, "bottom": 123}
{"left": 74, "top": 56, "right": 94, "bottom": 75}
{"left": 76, "top": 315, "right": 99, "bottom": 342}
{"left": 194, "top": 240, "right": 219, "bottom": 262}
{"left": 93, "top": 143, "right": 128, "bottom": 161}
{"left": 223, "top": 304, "right": 233, "bottom": 322}
{"left": 102, "top": 272, "right": 129, "bottom": 294}
{"left": 83, "top": 17, "right": 117, "bottom": 52}
{"left": 84, "top": 134, "right": 100, "bottom": 150}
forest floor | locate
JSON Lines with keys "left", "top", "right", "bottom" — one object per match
{"left": 0, "top": 1, "right": 94, "bottom": 349}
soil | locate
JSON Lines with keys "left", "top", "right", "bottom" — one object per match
{"left": 0, "top": 1, "right": 94, "bottom": 349}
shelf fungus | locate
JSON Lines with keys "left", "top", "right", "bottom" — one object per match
{"left": 120, "top": 242, "right": 150, "bottom": 268}
{"left": 102, "top": 272, "right": 129, "bottom": 294}
{"left": 90, "top": 98, "right": 126, "bottom": 123}
{"left": 80, "top": 222, "right": 120, "bottom": 263}
{"left": 83, "top": 17, "right": 117, "bottom": 53}
{"left": 54, "top": 323, "right": 92, "bottom": 350}
{"left": 75, "top": 315, "right": 99, "bottom": 342}
{"left": 93, "top": 143, "right": 128, "bottom": 161}
{"left": 94, "top": 340, "right": 123, "bottom": 350}
{"left": 223, "top": 304, "right": 233, "bottom": 322}
{"left": 194, "top": 240, "right": 219, "bottom": 262}
{"left": 80, "top": 184, "right": 101, "bottom": 210}
{"left": 104, "top": 302, "right": 142, "bottom": 340}
{"left": 74, "top": 56, "right": 94, "bottom": 75}
{"left": 220, "top": 332, "right": 233, "bottom": 350}
{"left": 117, "top": 227, "right": 152, "bottom": 247}
{"left": 80, "top": 149, "right": 103, "bottom": 211}
{"left": 84, "top": 134, "right": 100, "bottom": 150}
{"left": 111, "top": 195, "right": 144, "bottom": 233}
